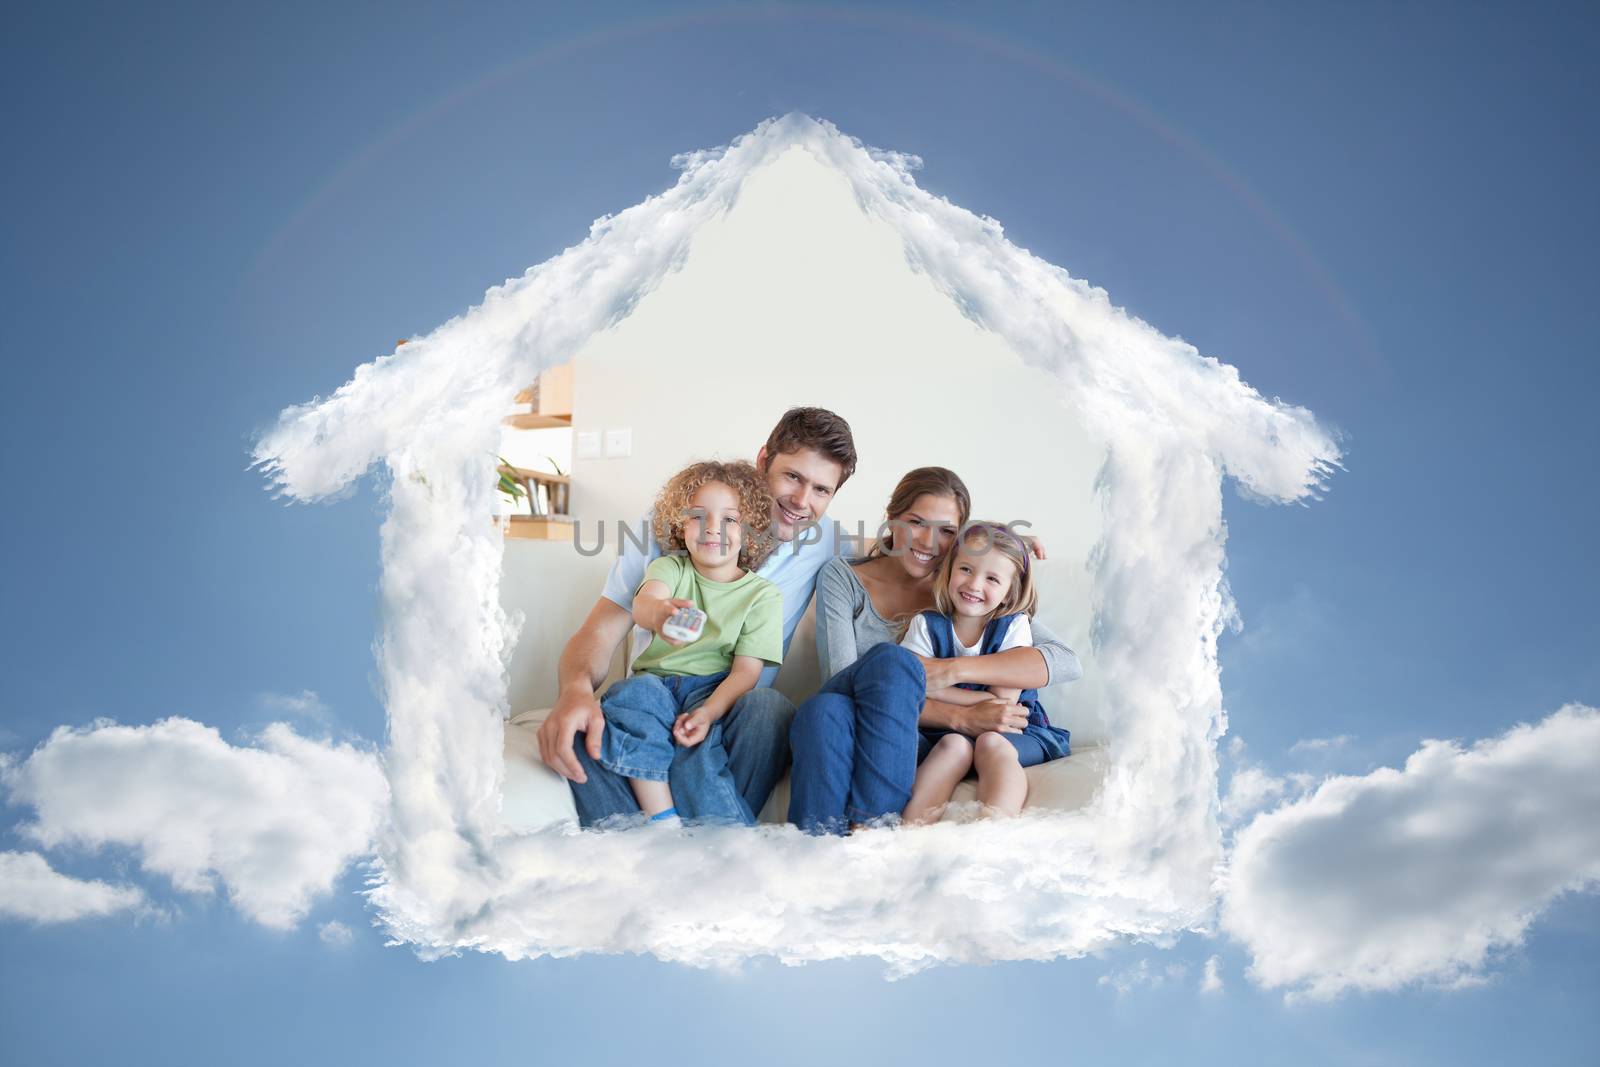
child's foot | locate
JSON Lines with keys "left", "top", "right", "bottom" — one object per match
{"left": 977, "top": 803, "right": 1022, "bottom": 820}
{"left": 646, "top": 807, "right": 681, "bottom": 828}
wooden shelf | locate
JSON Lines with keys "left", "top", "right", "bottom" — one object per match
{"left": 503, "top": 516, "right": 575, "bottom": 541}
{"left": 501, "top": 364, "right": 574, "bottom": 535}
{"left": 501, "top": 412, "right": 572, "bottom": 430}
{"left": 498, "top": 463, "right": 571, "bottom": 524}
{"left": 508, "top": 364, "right": 574, "bottom": 427}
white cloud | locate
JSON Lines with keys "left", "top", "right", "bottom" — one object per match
{"left": 1289, "top": 735, "right": 1351, "bottom": 754}
{"left": 388, "top": 812, "right": 1203, "bottom": 974}
{"left": 318, "top": 920, "right": 354, "bottom": 947}
{"left": 0, "top": 851, "right": 146, "bottom": 923}
{"left": 252, "top": 114, "right": 1340, "bottom": 966}
{"left": 1222, "top": 704, "right": 1600, "bottom": 999}
{"left": 1220, "top": 766, "right": 1291, "bottom": 827}
{"left": 4, "top": 718, "right": 387, "bottom": 929}
{"left": 258, "top": 689, "right": 331, "bottom": 723}
{"left": 1220, "top": 737, "right": 1316, "bottom": 829}
{"left": 1098, "top": 959, "right": 1190, "bottom": 996}
{"left": 1200, "top": 955, "right": 1224, "bottom": 995}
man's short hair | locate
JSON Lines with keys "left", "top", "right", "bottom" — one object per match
{"left": 762, "top": 407, "right": 858, "bottom": 487}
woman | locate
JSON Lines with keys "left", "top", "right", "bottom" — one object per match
{"left": 787, "top": 467, "right": 1082, "bottom": 833}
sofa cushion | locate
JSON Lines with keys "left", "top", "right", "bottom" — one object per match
{"left": 503, "top": 707, "right": 1108, "bottom": 830}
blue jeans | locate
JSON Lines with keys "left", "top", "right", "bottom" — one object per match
{"left": 597, "top": 672, "right": 728, "bottom": 782}
{"left": 569, "top": 680, "right": 795, "bottom": 827}
{"left": 788, "top": 642, "right": 927, "bottom": 834}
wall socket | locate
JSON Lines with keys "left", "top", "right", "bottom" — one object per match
{"left": 604, "top": 428, "right": 633, "bottom": 458}
{"left": 575, "top": 430, "right": 601, "bottom": 460}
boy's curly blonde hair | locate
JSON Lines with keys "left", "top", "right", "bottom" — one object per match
{"left": 652, "top": 460, "right": 777, "bottom": 572}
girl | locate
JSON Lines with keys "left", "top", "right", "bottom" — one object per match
{"left": 791, "top": 467, "right": 1082, "bottom": 834}
{"left": 595, "top": 460, "right": 785, "bottom": 825}
{"left": 898, "top": 522, "right": 1072, "bottom": 824}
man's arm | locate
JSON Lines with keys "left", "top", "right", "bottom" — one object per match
{"left": 536, "top": 597, "right": 635, "bottom": 782}
{"left": 537, "top": 507, "right": 662, "bottom": 781}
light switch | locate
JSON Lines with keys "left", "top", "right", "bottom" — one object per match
{"left": 604, "top": 428, "right": 633, "bottom": 458}
{"left": 575, "top": 430, "right": 602, "bottom": 460}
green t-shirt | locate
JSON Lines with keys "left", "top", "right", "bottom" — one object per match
{"left": 631, "top": 554, "right": 784, "bottom": 678}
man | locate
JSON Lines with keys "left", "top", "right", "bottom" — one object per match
{"left": 538, "top": 407, "right": 857, "bottom": 825}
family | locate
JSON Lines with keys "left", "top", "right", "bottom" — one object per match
{"left": 536, "top": 407, "right": 1082, "bottom": 833}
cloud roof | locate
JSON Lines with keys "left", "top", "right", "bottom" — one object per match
{"left": 256, "top": 113, "right": 1337, "bottom": 504}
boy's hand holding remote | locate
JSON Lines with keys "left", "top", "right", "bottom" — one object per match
{"left": 634, "top": 586, "right": 698, "bottom": 646}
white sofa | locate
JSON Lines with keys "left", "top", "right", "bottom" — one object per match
{"left": 500, "top": 601, "right": 1109, "bottom": 831}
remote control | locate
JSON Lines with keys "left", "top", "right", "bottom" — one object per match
{"left": 661, "top": 606, "right": 706, "bottom": 643}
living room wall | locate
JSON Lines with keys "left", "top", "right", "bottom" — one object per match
{"left": 501, "top": 146, "right": 1109, "bottom": 743}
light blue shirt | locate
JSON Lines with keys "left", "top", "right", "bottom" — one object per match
{"left": 600, "top": 511, "right": 839, "bottom": 688}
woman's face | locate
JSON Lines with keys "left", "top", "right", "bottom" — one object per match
{"left": 886, "top": 492, "right": 962, "bottom": 579}
{"left": 683, "top": 481, "right": 743, "bottom": 569}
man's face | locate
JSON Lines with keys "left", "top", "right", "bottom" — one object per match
{"left": 758, "top": 447, "right": 844, "bottom": 542}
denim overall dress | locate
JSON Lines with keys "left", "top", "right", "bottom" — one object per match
{"left": 917, "top": 610, "right": 1072, "bottom": 767}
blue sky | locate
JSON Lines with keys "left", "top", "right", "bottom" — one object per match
{"left": 3, "top": 2, "right": 1598, "bottom": 1064}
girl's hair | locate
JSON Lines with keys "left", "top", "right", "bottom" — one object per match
{"left": 652, "top": 460, "right": 777, "bottom": 571}
{"left": 867, "top": 466, "right": 972, "bottom": 559}
{"left": 930, "top": 521, "right": 1039, "bottom": 621}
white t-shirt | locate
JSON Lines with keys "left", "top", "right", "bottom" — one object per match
{"left": 899, "top": 613, "right": 1034, "bottom": 659}
{"left": 600, "top": 510, "right": 838, "bottom": 688}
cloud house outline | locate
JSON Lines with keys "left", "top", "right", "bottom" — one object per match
{"left": 252, "top": 113, "right": 1339, "bottom": 968}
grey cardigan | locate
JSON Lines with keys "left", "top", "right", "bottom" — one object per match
{"left": 813, "top": 556, "right": 1084, "bottom": 684}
